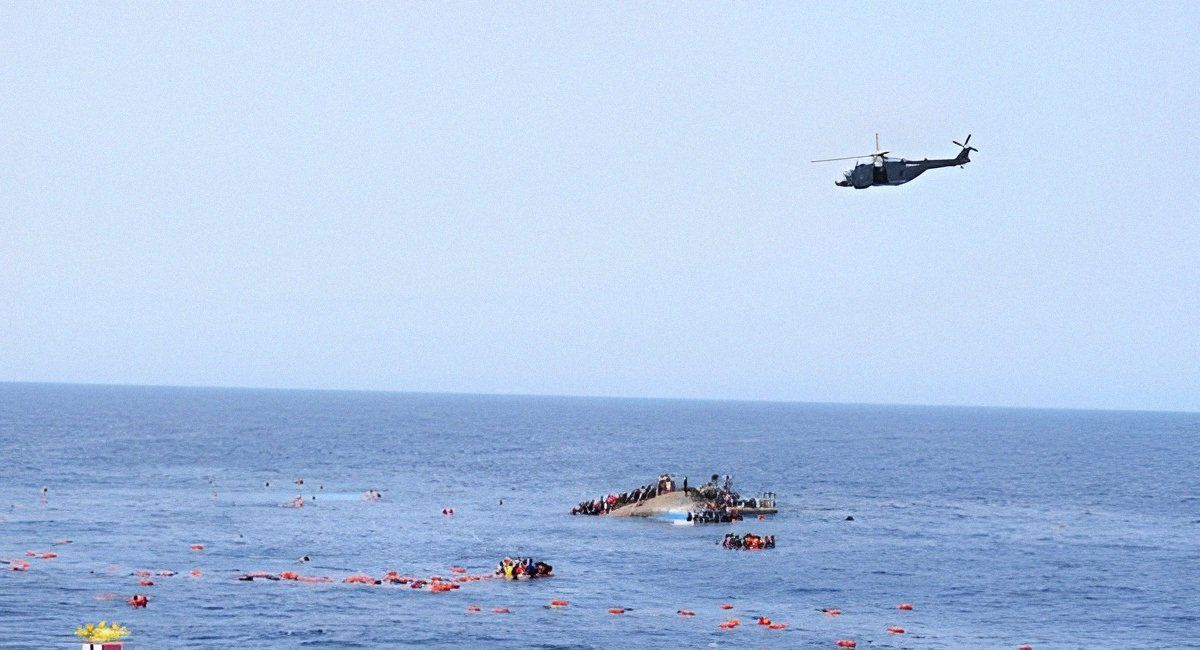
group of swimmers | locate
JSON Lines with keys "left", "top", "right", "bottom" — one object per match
{"left": 721, "top": 533, "right": 775, "bottom": 550}
{"left": 571, "top": 474, "right": 679, "bottom": 516}
{"left": 495, "top": 557, "right": 553, "bottom": 579}
{"left": 268, "top": 480, "right": 385, "bottom": 506}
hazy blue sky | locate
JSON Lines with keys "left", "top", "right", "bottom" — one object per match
{"left": 2, "top": 3, "right": 1197, "bottom": 411}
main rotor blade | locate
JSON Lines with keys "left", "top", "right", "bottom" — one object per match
{"left": 811, "top": 154, "right": 879, "bottom": 163}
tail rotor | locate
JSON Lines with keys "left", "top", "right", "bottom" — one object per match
{"left": 952, "top": 134, "right": 977, "bottom": 167}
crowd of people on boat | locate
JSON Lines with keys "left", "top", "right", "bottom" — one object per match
{"left": 681, "top": 474, "right": 747, "bottom": 522}
{"left": 495, "top": 557, "right": 553, "bottom": 579}
{"left": 571, "top": 474, "right": 678, "bottom": 516}
{"left": 687, "top": 508, "right": 742, "bottom": 523}
{"left": 722, "top": 533, "right": 775, "bottom": 550}
{"left": 735, "top": 496, "right": 765, "bottom": 509}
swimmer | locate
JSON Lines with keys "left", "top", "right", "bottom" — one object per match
{"left": 289, "top": 495, "right": 304, "bottom": 508}
{"left": 295, "top": 478, "right": 304, "bottom": 486}
{"left": 496, "top": 557, "right": 516, "bottom": 579}
{"left": 39, "top": 487, "right": 48, "bottom": 502}
{"left": 265, "top": 481, "right": 270, "bottom": 487}
{"left": 296, "top": 555, "right": 310, "bottom": 563}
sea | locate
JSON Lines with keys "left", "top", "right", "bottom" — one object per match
{"left": 0, "top": 383, "right": 1197, "bottom": 648}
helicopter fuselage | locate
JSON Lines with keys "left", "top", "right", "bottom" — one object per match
{"left": 836, "top": 149, "right": 971, "bottom": 188}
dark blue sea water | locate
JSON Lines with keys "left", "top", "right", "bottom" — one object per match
{"left": 1, "top": 383, "right": 1197, "bottom": 648}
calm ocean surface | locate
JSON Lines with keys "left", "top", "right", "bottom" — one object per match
{"left": 1, "top": 383, "right": 1197, "bottom": 648}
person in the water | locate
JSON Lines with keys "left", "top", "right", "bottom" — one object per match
{"left": 497, "top": 557, "right": 514, "bottom": 579}
{"left": 496, "top": 557, "right": 552, "bottom": 579}
{"left": 721, "top": 533, "right": 775, "bottom": 550}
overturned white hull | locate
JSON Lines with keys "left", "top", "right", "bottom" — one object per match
{"left": 607, "top": 491, "right": 702, "bottom": 518}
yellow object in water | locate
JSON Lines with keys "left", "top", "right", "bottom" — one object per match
{"left": 74, "top": 621, "right": 129, "bottom": 642}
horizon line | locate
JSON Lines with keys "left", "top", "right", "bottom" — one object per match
{"left": 1, "top": 379, "right": 1196, "bottom": 416}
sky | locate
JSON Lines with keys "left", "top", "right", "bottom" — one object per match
{"left": 2, "top": 3, "right": 1198, "bottom": 412}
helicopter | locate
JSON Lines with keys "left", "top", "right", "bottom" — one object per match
{"left": 812, "top": 134, "right": 977, "bottom": 188}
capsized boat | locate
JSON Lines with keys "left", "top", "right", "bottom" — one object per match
{"left": 577, "top": 474, "right": 777, "bottom": 523}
